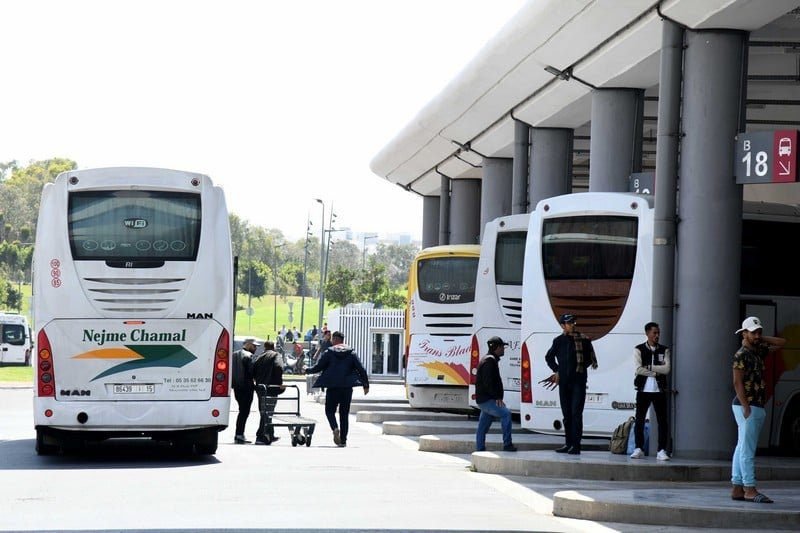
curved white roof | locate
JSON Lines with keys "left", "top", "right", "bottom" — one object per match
{"left": 371, "top": 0, "right": 800, "bottom": 196}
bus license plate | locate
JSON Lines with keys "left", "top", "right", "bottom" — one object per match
{"left": 586, "top": 393, "right": 604, "bottom": 404}
{"left": 113, "top": 384, "right": 155, "bottom": 394}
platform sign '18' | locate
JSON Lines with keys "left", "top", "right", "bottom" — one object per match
{"left": 735, "top": 130, "right": 798, "bottom": 184}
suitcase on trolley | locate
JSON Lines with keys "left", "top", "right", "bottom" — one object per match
{"left": 256, "top": 384, "right": 316, "bottom": 447}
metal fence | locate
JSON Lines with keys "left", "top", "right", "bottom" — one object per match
{"left": 326, "top": 307, "right": 404, "bottom": 375}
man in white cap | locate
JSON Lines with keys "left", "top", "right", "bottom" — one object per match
{"left": 730, "top": 316, "right": 785, "bottom": 503}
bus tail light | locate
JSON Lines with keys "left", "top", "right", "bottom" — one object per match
{"left": 212, "top": 328, "right": 230, "bottom": 397}
{"left": 37, "top": 330, "right": 56, "bottom": 398}
{"left": 469, "top": 334, "right": 480, "bottom": 385}
{"left": 521, "top": 341, "right": 532, "bottom": 404}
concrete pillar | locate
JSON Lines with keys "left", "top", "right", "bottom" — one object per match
{"left": 439, "top": 175, "right": 450, "bottom": 246}
{"left": 589, "top": 89, "right": 644, "bottom": 192}
{"left": 530, "top": 128, "right": 574, "bottom": 206}
{"left": 512, "top": 120, "right": 530, "bottom": 214}
{"left": 450, "top": 179, "right": 481, "bottom": 245}
{"left": 480, "top": 158, "right": 513, "bottom": 239}
{"left": 422, "top": 195, "right": 440, "bottom": 249}
{"left": 674, "top": 30, "right": 747, "bottom": 459}
{"left": 651, "top": 19, "right": 684, "bottom": 457}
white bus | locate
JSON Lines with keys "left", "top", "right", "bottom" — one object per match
{"left": 0, "top": 312, "right": 33, "bottom": 365}
{"left": 520, "top": 193, "right": 651, "bottom": 437}
{"left": 468, "top": 214, "right": 529, "bottom": 413}
{"left": 519, "top": 193, "right": 800, "bottom": 454}
{"left": 32, "top": 167, "right": 234, "bottom": 455}
{"left": 405, "top": 245, "right": 480, "bottom": 411}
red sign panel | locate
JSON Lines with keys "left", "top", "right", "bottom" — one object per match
{"left": 773, "top": 130, "right": 797, "bottom": 183}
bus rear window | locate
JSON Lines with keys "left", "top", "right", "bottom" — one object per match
{"left": 2, "top": 324, "right": 26, "bottom": 345}
{"left": 68, "top": 191, "right": 201, "bottom": 261}
{"left": 542, "top": 215, "right": 637, "bottom": 280}
{"left": 495, "top": 231, "right": 526, "bottom": 285}
{"left": 417, "top": 257, "right": 478, "bottom": 303}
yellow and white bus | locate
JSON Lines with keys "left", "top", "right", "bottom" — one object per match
{"left": 405, "top": 244, "right": 480, "bottom": 411}
{"left": 32, "top": 167, "right": 233, "bottom": 455}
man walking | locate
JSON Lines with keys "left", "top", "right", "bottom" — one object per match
{"left": 541, "top": 314, "right": 597, "bottom": 455}
{"left": 252, "top": 340, "right": 285, "bottom": 445}
{"left": 232, "top": 338, "right": 258, "bottom": 444}
{"left": 474, "top": 336, "right": 517, "bottom": 452}
{"left": 630, "top": 322, "right": 671, "bottom": 461}
{"left": 306, "top": 331, "right": 369, "bottom": 447}
{"left": 731, "top": 316, "right": 785, "bottom": 503}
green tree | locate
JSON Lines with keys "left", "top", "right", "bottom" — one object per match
{"left": 238, "top": 260, "right": 268, "bottom": 299}
{"left": 373, "top": 242, "right": 418, "bottom": 287}
{"left": 0, "top": 158, "right": 77, "bottom": 239}
{"left": 325, "top": 266, "right": 359, "bottom": 308}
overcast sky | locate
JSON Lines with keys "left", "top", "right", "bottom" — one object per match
{"left": 1, "top": 0, "right": 527, "bottom": 242}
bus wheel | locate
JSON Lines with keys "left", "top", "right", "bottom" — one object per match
{"left": 195, "top": 430, "right": 218, "bottom": 455}
{"left": 35, "top": 429, "right": 59, "bottom": 456}
{"left": 782, "top": 403, "right": 800, "bottom": 456}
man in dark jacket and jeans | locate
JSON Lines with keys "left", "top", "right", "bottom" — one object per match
{"left": 542, "top": 314, "right": 597, "bottom": 455}
{"left": 475, "top": 336, "right": 517, "bottom": 452}
{"left": 306, "top": 331, "right": 369, "bottom": 447}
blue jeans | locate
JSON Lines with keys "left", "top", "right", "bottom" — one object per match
{"left": 731, "top": 404, "right": 766, "bottom": 487}
{"left": 476, "top": 399, "right": 512, "bottom": 450}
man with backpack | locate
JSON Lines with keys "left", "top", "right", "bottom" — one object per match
{"left": 252, "top": 340, "right": 285, "bottom": 445}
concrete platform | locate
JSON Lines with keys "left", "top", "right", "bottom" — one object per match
{"left": 419, "top": 432, "right": 609, "bottom": 454}
{"left": 471, "top": 449, "right": 800, "bottom": 482}
{"left": 383, "top": 420, "right": 507, "bottom": 436}
{"left": 347, "top": 402, "right": 415, "bottom": 413}
{"left": 553, "top": 485, "right": 800, "bottom": 530}
{"left": 356, "top": 410, "right": 468, "bottom": 423}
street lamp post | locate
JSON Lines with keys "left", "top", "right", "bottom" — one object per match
{"left": 299, "top": 216, "right": 312, "bottom": 332}
{"left": 314, "top": 198, "right": 325, "bottom": 330}
{"left": 362, "top": 233, "right": 378, "bottom": 269}
{"left": 272, "top": 242, "right": 286, "bottom": 334}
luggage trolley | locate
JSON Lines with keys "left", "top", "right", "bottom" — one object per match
{"left": 256, "top": 384, "right": 316, "bottom": 447}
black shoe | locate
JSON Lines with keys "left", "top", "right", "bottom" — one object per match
{"left": 254, "top": 438, "right": 271, "bottom": 445}
{"left": 555, "top": 445, "right": 571, "bottom": 453}
{"left": 337, "top": 442, "right": 346, "bottom": 448}
{"left": 567, "top": 446, "right": 581, "bottom": 455}
{"left": 503, "top": 444, "right": 518, "bottom": 452}
{"left": 234, "top": 435, "right": 251, "bottom": 444}
{"left": 269, "top": 435, "right": 280, "bottom": 443}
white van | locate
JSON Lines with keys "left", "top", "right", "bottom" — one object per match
{"left": 0, "top": 312, "right": 33, "bottom": 365}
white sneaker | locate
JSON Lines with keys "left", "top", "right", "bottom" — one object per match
{"left": 630, "top": 447, "right": 644, "bottom": 459}
{"left": 657, "top": 449, "right": 670, "bottom": 461}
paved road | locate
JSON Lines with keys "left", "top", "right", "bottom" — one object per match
{"left": 0, "top": 383, "right": 619, "bottom": 532}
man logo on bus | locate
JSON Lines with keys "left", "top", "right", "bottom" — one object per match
{"left": 124, "top": 218, "right": 148, "bottom": 229}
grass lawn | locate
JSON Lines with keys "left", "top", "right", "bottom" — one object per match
{"left": 0, "top": 365, "right": 33, "bottom": 382}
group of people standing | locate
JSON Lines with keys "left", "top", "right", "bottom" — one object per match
{"left": 473, "top": 312, "right": 784, "bottom": 504}
{"left": 231, "top": 330, "right": 369, "bottom": 449}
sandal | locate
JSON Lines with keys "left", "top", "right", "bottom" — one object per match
{"left": 744, "top": 493, "right": 773, "bottom": 503}
{"left": 731, "top": 485, "right": 745, "bottom": 501}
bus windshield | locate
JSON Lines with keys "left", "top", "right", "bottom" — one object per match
{"left": 417, "top": 257, "right": 478, "bottom": 303}
{"left": 542, "top": 215, "right": 637, "bottom": 280}
{"left": 495, "top": 231, "right": 526, "bottom": 285}
{"left": 2, "top": 324, "right": 26, "bottom": 345}
{"left": 68, "top": 191, "right": 201, "bottom": 261}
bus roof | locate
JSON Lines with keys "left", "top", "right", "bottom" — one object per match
{"left": 415, "top": 244, "right": 481, "bottom": 260}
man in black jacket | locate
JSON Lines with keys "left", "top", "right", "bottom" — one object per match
{"left": 252, "top": 341, "right": 285, "bottom": 445}
{"left": 474, "top": 336, "right": 517, "bottom": 452}
{"left": 232, "top": 338, "right": 258, "bottom": 444}
{"left": 630, "top": 321, "right": 671, "bottom": 460}
{"left": 306, "top": 331, "right": 369, "bottom": 448}
{"left": 542, "top": 314, "right": 597, "bottom": 455}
